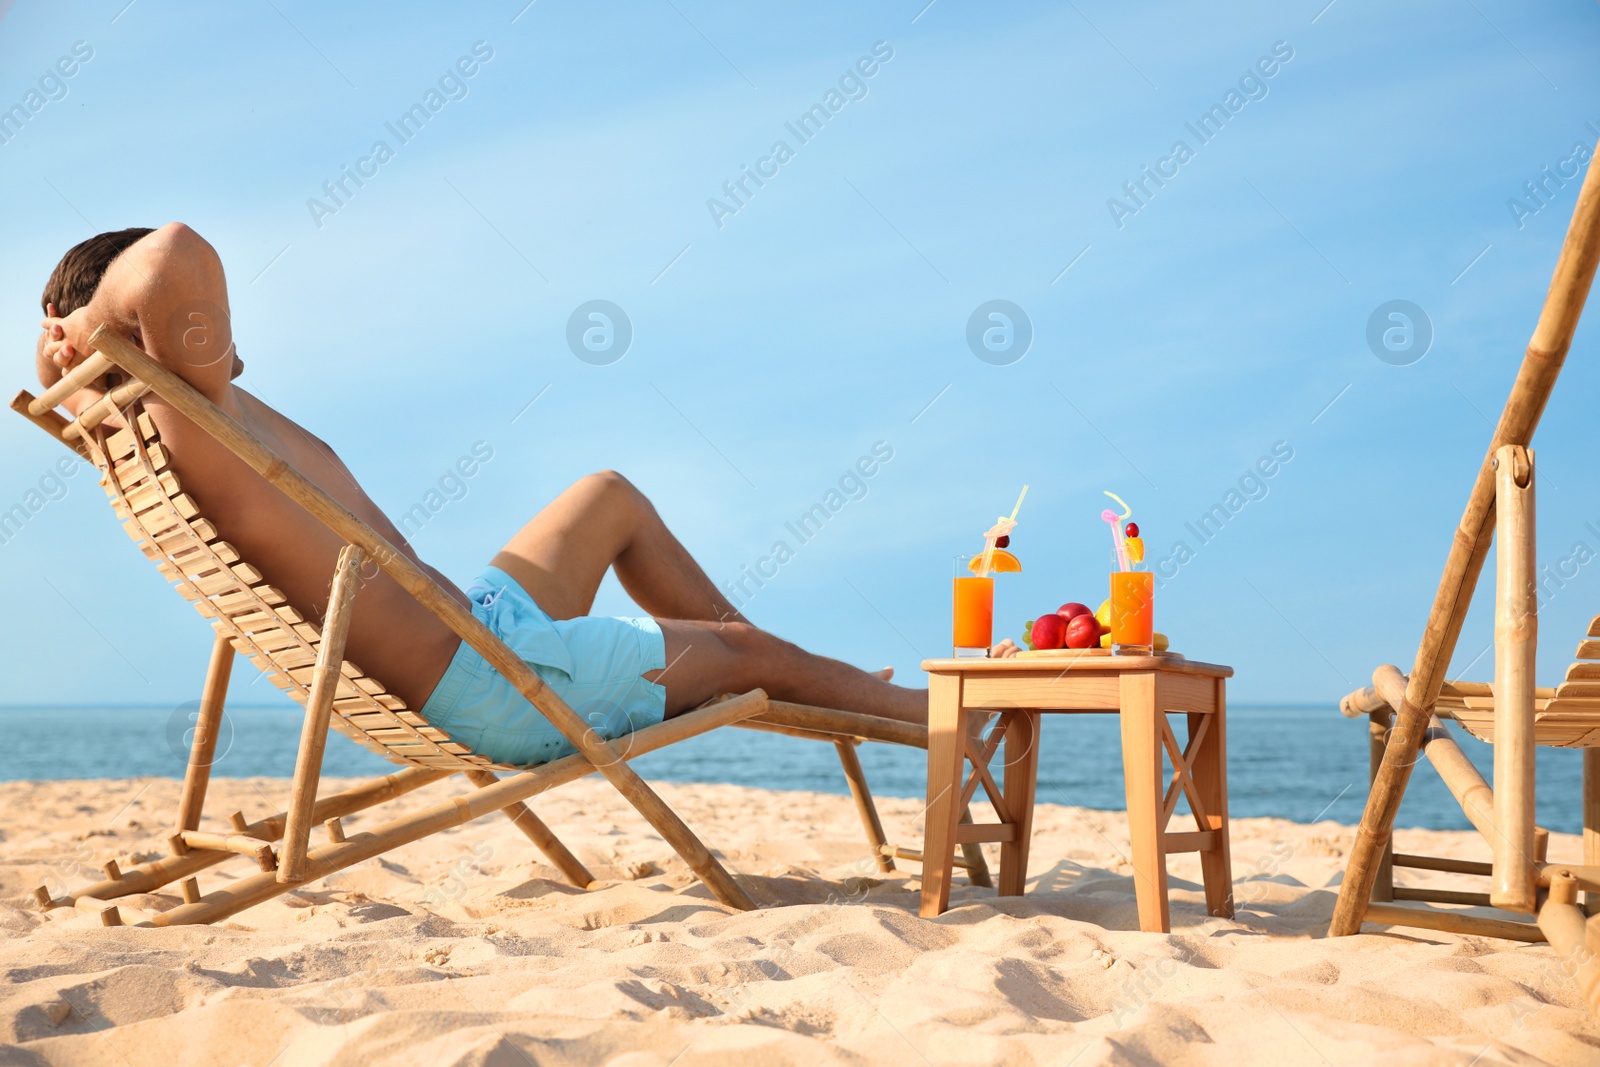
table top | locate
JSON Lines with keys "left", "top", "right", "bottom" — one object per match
{"left": 922, "top": 651, "right": 1233, "bottom": 678}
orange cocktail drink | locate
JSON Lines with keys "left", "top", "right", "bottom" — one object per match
{"left": 952, "top": 575, "right": 994, "bottom": 655}
{"left": 1109, "top": 570, "right": 1154, "bottom": 649}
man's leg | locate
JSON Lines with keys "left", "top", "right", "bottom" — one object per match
{"left": 491, "top": 472, "right": 925, "bottom": 723}
{"left": 648, "top": 619, "right": 928, "bottom": 724}
{"left": 491, "top": 470, "right": 747, "bottom": 624}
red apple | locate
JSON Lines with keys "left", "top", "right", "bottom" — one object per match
{"left": 1065, "top": 613, "right": 1101, "bottom": 649}
{"left": 1057, "top": 602, "right": 1092, "bottom": 622}
{"left": 1030, "top": 614, "right": 1066, "bottom": 651}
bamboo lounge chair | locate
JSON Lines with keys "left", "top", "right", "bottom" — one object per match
{"left": 1328, "top": 135, "right": 1600, "bottom": 1012}
{"left": 10, "top": 328, "right": 988, "bottom": 926}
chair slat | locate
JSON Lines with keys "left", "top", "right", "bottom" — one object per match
{"left": 214, "top": 586, "right": 285, "bottom": 613}
{"left": 103, "top": 413, "right": 156, "bottom": 460}
{"left": 188, "top": 570, "right": 249, "bottom": 598}
{"left": 111, "top": 442, "right": 167, "bottom": 483}
{"left": 245, "top": 628, "right": 301, "bottom": 653}
{"left": 1540, "top": 698, "right": 1600, "bottom": 717}
{"left": 118, "top": 484, "right": 185, "bottom": 520}
{"left": 85, "top": 402, "right": 499, "bottom": 771}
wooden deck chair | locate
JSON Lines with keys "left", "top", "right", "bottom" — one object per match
{"left": 10, "top": 327, "right": 985, "bottom": 926}
{"left": 1328, "top": 135, "right": 1600, "bottom": 1013}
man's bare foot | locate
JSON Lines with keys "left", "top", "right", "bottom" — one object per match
{"left": 872, "top": 667, "right": 895, "bottom": 682}
{"left": 990, "top": 638, "right": 1020, "bottom": 659}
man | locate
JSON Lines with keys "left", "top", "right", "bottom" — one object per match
{"left": 36, "top": 223, "right": 938, "bottom": 765}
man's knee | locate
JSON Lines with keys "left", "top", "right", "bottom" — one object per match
{"left": 720, "top": 621, "right": 794, "bottom": 661}
{"left": 708, "top": 622, "right": 772, "bottom": 690}
{"left": 574, "top": 469, "right": 646, "bottom": 513}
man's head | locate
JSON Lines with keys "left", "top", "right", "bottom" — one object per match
{"left": 41, "top": 227, "right": 153, "bottom": 316}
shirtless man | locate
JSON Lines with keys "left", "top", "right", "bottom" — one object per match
{"left": 37, "top": 223, "right": 936, "bottom": 764}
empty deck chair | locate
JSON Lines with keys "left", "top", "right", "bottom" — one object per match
{"left": 1328, "top": 134, "right": 1600, "bottom": 1013}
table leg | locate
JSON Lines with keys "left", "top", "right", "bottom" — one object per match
{"left": 1120, "top": 672, "right": 1170, "bottom": 933}
{"left": 920, "top": 673, "right": 968, "bottom": 918}
{"left": 1191, "top": 679, "right": 1233, "bottom": 919}
{"left": 999, "top": 710, "right": 1040, "bottom": 896}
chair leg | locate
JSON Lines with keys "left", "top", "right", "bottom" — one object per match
{"left": 833, "top": 740, "right": 895, "bottom": 874}
{"left": 174, "top": 632, "right": 236, "bottom": 836}
{"left": 1370, "top": 709, "right": 1394, "bottom": 903}
{"left": 1586, "top": 748, "right": 1600, "bottom": 916}
{"left": 280, "top": 545, "right": 365, "bottom": 884}
{"left": 463, "top": 770, "right": 596, "bottom": 888}
{"left": 1491, "top": 443, "right": 1538, "bottom": 914}
{"left": 58, "top": 767, "right": 449, "bottom": 906}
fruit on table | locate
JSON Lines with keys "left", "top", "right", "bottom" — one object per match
{"left": 1056, "top": 602, "right": 1092, "bottom": 622}
{"left": 1097, "top": 631, "right": 1171, "bottom": 651}
{"left": 968, "top": 548, "right": 1022, "bottom": 573}
{"left": 1030, "top": 614, "right": 1066, "bottom": 651}
{"left": 1064, "top": 614, "right": 1100, "bottom": 649}
{"left": 1094, "top": 599, "right": 1112, "bottom": 629}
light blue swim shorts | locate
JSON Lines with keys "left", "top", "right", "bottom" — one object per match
{"left": 418, "top": 566, "right": 668, "bottom": 766}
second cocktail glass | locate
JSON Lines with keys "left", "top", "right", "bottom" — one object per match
{"left": 1109, "top": 570, "right": 1154, "bottom": 652}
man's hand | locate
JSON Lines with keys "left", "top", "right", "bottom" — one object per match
{"left": 39, "top": 302, "right": 98, "bottom": 375}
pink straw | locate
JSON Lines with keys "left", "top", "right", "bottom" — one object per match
{"left": 1101, "top": 509, "right": 1130, "bottom": 572}
{"left": 1102, "top": 491, "right": 1132, "bottom": 572}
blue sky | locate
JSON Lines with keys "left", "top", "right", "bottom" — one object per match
{"left": 1, "top": 0, "right": 1598, "bottom": 708}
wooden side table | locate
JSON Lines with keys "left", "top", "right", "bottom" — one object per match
{"left": 918, "top": 653, "right": 1235, "bottom": 932}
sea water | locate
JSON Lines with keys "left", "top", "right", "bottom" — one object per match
{"left": 0, "top": 704, "right": 1585, "bottom": 834}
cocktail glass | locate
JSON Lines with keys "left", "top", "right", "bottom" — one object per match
{"left": 1109, "top": 570, "right": 1154, "bottom": 653}
{"left": 952, "top": 556, "right": 993, "bottom": 657}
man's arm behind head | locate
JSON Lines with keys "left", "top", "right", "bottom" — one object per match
{"left": 38, "top": 222, "right": 238, "bottom": 407}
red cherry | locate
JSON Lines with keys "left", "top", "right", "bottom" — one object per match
{"left": 995, "top": 534, "right": 1010, "bottom": 548}
{"left": 1124, "top": 522, "right": 1139, "bottom": 537}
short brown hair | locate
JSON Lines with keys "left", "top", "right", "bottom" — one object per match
{"left": 41, "top": 227, "right": 154, "bottom": 316}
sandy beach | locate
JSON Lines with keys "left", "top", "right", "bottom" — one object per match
{"left": 1, "top": 775, "right": 1595, "bottom": 1066}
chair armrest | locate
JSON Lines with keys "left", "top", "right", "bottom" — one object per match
{"left": 1340, "top": 684, "right": 1389, "bottom": 718}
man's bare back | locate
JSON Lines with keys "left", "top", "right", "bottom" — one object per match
{"left": 37, "top": 223, "right": 933, "bottom": 735}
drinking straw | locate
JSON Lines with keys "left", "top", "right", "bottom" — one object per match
{"left": 1102, "top": 490, "right": 1132, "bottom": 572}
{"left": 976, "top": 485, "right": 1029, "bottom": 578}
